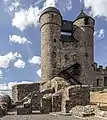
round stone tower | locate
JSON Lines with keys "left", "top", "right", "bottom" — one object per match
{"left": 39, "top": 7, "right": 62, "bottom": 90}
{"left": 73, "top": 10, "right": 96, "bottom": 86}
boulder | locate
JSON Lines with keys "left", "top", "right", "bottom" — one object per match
{"left": 0, "top": 95, "right": 12, "bottom": 108}
{"left": 0, "top": 102, "right": 8, "bottom": 116}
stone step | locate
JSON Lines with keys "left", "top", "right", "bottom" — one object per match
{"left": 16, "top": 106, "right": 32, "bottom": 115}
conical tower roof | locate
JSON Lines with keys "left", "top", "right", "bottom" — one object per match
{"left": 39, "top": 7, "right": 62, "bottom": 21}
{"left": 42, "top": 7, "right": 61, "bottom": 15}
{"left": 76, "top": 10, "right": 89, "bottom": 19}
{"left": 74, "top": 9, "right": 94, "bottom": 22}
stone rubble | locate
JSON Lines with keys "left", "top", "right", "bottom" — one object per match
{"left": 0, "top": 95, "right": 14, "bottom": 117}
{"left": 69, "top": 105, "right": 95, "bottom": 117}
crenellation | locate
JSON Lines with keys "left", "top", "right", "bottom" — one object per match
{"left": 99, "top": 65, "right": 103, "bottom": 69}
{"left": 94, "top": 62, "right": 97, "bottom": 70}
{"left": 104, "top": 66, "right": 107, "bottom": 70}
{"left": 95, "top": 64, "right": 107, "bottom": 72}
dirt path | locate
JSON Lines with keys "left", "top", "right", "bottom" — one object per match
{"left": 1, "top": 114, "right": 107, "bottom": 120}
{"left": 0, "top": 114, "right": 83, "bottom": 120}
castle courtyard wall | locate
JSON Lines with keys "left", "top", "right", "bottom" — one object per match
{"left": 12, "top": 83, "right": 40, "bottom": 110}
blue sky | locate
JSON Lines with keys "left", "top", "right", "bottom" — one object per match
{"left": 0, "top": 0, "right": 107, "bottom": 88}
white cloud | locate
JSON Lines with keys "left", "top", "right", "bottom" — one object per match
{"left": 29, "top": 56, "right": 41, "bottom": 65}
{"left": 9, "top": 35, "right": 32, "bottom": 44}
{"left": 11, "top": 0, "right": 72, "bottom": 31}
{"left": 43, "top": 0, "right": 72, "bottom": 11}
{"left": 94, "top": 28, "right": 105, "bottom": 39}
{"left": 0, "top": 70, "right": 3, "bottom": 79}
{"left": 0, "top": 81, "right": 33, "bottom": 97}
{"left": 63, "top": 0, "right": 72, "bottom": 11}
{"left": 14, "top": 59, "right": 25, "bottom": 68}
{"left": 4, "top": 0, "right": 10, "bottom": 3}
{"left": 43, "top": 0, "right": 58, "bottom": 8}
{"left": 12, "top": 6, "right": 42, "bottom": 31}
{"left": 84, "top": 0, "right": 107, "bottom": 18}
{"left": 0, "top": 81, "right": 33, "bottom": 90}
{"left": 7, "top": 82, "right": 18, "bottom": 90}
{"left": 0, "top": 52, "right": 21, "bottom": 68}
{"left": 4, "top": 0, "right": 20, "bottom": 4}
{"left": 9, "top": 1, "right": 20, "bottom": 12}
{"left": 37, "top": 69, "right": 41, "bottom": 77}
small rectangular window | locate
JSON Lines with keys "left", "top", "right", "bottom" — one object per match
{"left": 97, "top": 79, "right": 100, "bottom": 86}
{"left": 104, "top": 77, "right": 107, "bottom": 86}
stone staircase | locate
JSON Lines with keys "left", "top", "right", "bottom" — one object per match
{"left": 59, "top": 63, "right": 82, "bottom": 85}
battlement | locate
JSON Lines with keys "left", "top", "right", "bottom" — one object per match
{"left": 94, "top": 62, "right": 107, "bottom": 72}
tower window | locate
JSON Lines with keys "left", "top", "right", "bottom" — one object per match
{"left": 85, "top": 17, "right": 89, "bottom": 25}
{"left": 97, "top": 79, "right": 100, "bottom": 86}
{"left": 85, "top": 53, "right": 88, "bottom": 57}
{"left": 54, "top": 39, "right": 56, "bottom": 42}
{"left": 104, "top": 77, "right": 107, "bottom": 86}
{"left": 51, "top": 13, "right": 54, "bottom": 18}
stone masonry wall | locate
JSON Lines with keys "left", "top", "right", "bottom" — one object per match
{"left": 73, "top": 18, "right": 96, "bottom": 86}
{"left": 12, "top": 83, "right": 40, "bottom": 110}
{"left": 41, "top": 85, "right": 90, "bottom": 113}
{"left": 94, "top": 64, "right": 107, "bottom": 87}
{"left": 62, "top": 85, "right": 90, "bottom": 113}
{"left": 60, "top": 41, "right": 77, "bottom": 70}
{"left": 40, "top": 11, "right": 62, "bottom": 91}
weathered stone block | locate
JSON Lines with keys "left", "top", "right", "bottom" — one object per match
{"left": 62, "top": 85, "right": 90, "bottom": 113}
{"left": 12, "top": 83, "right": 40, "bottom": 110}
{"left": 32, "top": 94, "right": 41, "bottom": 110}
{"left": 41, "top": 94, "right": 52, "bottom": 114}
{"left": 0, "top": 103, "right": 7, "bottom": 116}
{"left": 23, "top": 102, "right": 31, "bottom": 108}
{"left": 52, "top": 90, "right": 63, "bottom": 112}
{"left": 0, "top": 95, "right": 12, "bottom": 108}
{"left": 16, "top": 106, "right": 32, "bottom": 115}
{"left": 51, "top": 77, "right": 70, "bottom": 93}
{"left": 69, "top": 105, "right": 95, "bottom": 117}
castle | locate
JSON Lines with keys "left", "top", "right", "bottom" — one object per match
{"left": 11, "top": 7, "right": 107, "bottom": 115}
{"left": 39, "top": 6, "right": 107, "bottom": 90}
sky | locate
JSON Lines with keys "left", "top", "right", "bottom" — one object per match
{"left": 0, "top": 0, "right": 107, "bottom": 90}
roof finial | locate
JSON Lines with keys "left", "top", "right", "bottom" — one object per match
{"left": 80, "top": 0, "right": 84, "bottom": 12}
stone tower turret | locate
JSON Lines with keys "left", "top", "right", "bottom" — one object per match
{"left": 73, "top": 10, "right": 96, "bottom": 86}
{"left": 39, "top": 7, "right": 62, "bottom": 90}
